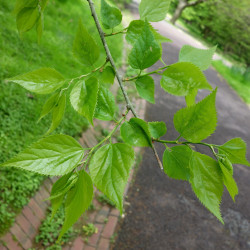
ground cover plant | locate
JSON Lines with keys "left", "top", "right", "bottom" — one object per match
{"left": 212, "top": 61, "right": 250, "bottom": 104}
{"left": 1, "top": 0, "right": 250, "bottom": 244}
{"left": 0, "top": 0, "right": 122, "bottom": 235}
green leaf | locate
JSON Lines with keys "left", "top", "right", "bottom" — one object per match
{"left": 218, "top": 138, "right": 250, "bottom": 166}
{"left": 50, "top": 173, "right": 78, "bottom": 219}
{"left": 13, "top": 0, "right": 38, "bottom": 15}
{"left": 16, "top": 7, "right": 40, "bottom": 34}
{"left": 59, "top": 170, "right": 93, "bottom": 239}
{"left": 152, "top": 26, "right": 172, "bottom": 44}
{"left": 135, "top": 75, "right": 155, "bottom": 104}
{"left": 1, "top": 135, "right": 85, "bottom": 176}
{"left": 70, "top": 77, "right": 99, "bottom": 125}
{"left": 126, "top": 20, "right": 172, "bottom": 45}
{"left": 139, "top": 0, "right": 171, "bottom": 22}
{"left": 73, "top": 20, "right": 100, "bottom": 67}
{"left": 163, "top": 146, "right": 192, "bottom": 180}
{"left": 120, "top": 118, "right": 152, "bottom": 147}
{"left": 148, "top": 121, "right": 167, "bottom": 139}
{"left": 100, "top": 0, "right": 122, "bottom": 29}
{"left": 46, "top": 93, "right": 66, "bottom": 134}
{"left": 174, "top": 89, "right": 217, "bottom": 142}
{"left": 160, "top": 62, "right": 212, "bottom": 96}
{"left": 7, "top": 68, "right": 65, "bottom": 94}
{"left": 218, "top": 161, "right": 238, "bottom": 202}
{"left": 179, "top": 45, "right": 217, "bottom": 71}
{"left": 100, "top": 66, "right": 115, "bottom": 85}
{"left": 218, "top": 156, "right": 233, "bottom": 175}
{"left": 185, "top": 88, "right": 198, "bottom": 107}
{"left": 190, "top": 152, "right": 224, "bottom": 223}
{"left": 128, "top": 21, "right": 161, "bottom": 70}
{"left": 94, "top": 86, "right": 116, "bottom": 121}
{"left": 38, "top": 92, "right": 60, "bottom": 122}
{"left": 89, "top": 143, "right": 134, "bottom": 213}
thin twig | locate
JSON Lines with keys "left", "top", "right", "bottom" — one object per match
{"left": 123, "top": 66, "right": 168, "bottom": 82}
{"left": 86, "top": 0, "right": 163, "bottom": 170}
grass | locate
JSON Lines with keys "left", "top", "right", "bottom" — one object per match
{"left": 212, "top": 60, "right": 250, "bottom": 104}
{"left": 166, "top": 14, "right": 250, "bottom": 105}
{"left": 0, "top": 0, "right": 123, "bottom": 235}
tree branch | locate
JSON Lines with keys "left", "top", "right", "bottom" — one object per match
{"left": 186, "top": 0, "right": 207, "bottom": 7}
{"left": 86, "top": 0, "right": 163, "bottom": 171}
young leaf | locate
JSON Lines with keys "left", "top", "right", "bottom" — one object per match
{"left": 6, "top": 68, "right": 65, "bottom": 94}
{"left": 100, "top": 0, "right": 122, "bottom": 29}
{"left": 70, "top": 77, "right": 99, "bottom": 125}
{"left": 174, "top": 89, "right": 217, "bottom": 142}
{"left": 13, "top": 0, "right": 38, "bottom": 15}
{"left": 73, "top": 20, "right": 100, "bottom": 67}
{"left": 16, "top": 7, "right": 40, "bottom": 34}
{"left": 120, "top": 118, "right": 152, "bottom": 147}
{"left": 139, "top": 0, "right": 171, "bottom": 22}
{"left": 49, "top": 173, "right": 78, "bottom": 201}
{"left": 160, "top": 62, "right": 212, "bottom": 96}
{"left": 185, "top": 88, "right": 198, "bottom": 107}
{"left": 59, "top": 170, "right": 93, "bottom": 239}
{"left": 89, "top": 143, "right": 134, "bottom": 213}
{"left": 126, "top": 20, "right": 171, "bottom": 46}
{"left": 50, "top": 173, "right": 78, "bottom": 219}
{"left": 218, "top": 161, "right": 238, "bottom": 202}
{"left": 163, "top": 146, "right": 192, "bottom": 181}
{"left": 179, "top": 45, "right": 217, "bottom": 71}
{"left": 94, "top": 86, "right": 116, "bottom": 121}
{"left": 190, "top": 152, "right": 224, "bottom": 223}
{"left": 128, "top": 21, "right": 161, "bottom": 70}
{"left": 148, "top": 121, "right": 167, "bottom": 139}
{"left": 1, "top": 135, "right": 85, "bottom": 176}
{"left": 219, "top": 156, "right": 233, "bottom": 175}
{"left": 46, "top": 93, "right": 66, "bottom": 134}
{"left": 218, "top": 138, "right": 250, "bottom": 166}
{"left": 38, "top": 92, "right": 60, "bottom": 122}
{"left": 135, "top": 75, "right": 155, "bottom": 104}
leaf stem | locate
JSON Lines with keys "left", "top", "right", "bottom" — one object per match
{"left": 82, "top": 109, "right": 129, "bottom": 170}
{"left": 86, "top": 0, "right": 163, "bottom": 170}
{"left": 154, "top": 139, "right": 219, "bottom": 158}
{"left": 104, "top": 28, "right": 127, "bottom": 37}
{"left": 90, "top": 109, "right": 129, "bottom": 153}
{"left": 123, "top": 66, "right": 168, "bottom": 82}
{"left": 68, "top": 59, "right": 109, "bottom": 85}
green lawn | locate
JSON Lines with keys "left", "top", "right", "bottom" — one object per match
{"left": 0, "top": 0, "right": 123, "bottom": 235}
{"left": 212, "top": 60, "right": 250, "bottom": 104}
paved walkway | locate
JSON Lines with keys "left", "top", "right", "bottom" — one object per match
{"left": 114, "top": 3, "right": 250, "bottom": 250}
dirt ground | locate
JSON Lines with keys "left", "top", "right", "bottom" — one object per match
{"left": 113, "top": 3, "right": 250, "bottom": 250}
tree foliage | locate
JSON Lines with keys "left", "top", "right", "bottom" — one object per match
{"left": 171, "top": 0, "right": 250, "bottom": 66}
{"left": 1, "top": 0, "right": 250, "bottom": 240}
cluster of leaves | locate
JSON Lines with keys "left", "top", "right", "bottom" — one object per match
{"left": 0, "top": 0, "right": 105, "bottom": 235}
{"left": 35, "top": 206, "right": 74, "bottom": 249}
{"left": 82, "top": 223, "right": 98, "bottom": 237}
{"left": 97, "top": 194, "right": 116, "bottom": 207}
{"left": 2, "top": 0, "right": 250, "bottom": 242}
{"left": 171, "top": 0, "right": 250, "bottom": 66}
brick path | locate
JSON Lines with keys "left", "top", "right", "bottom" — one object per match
{"left": 0, "top": 97, "right": 146, "bottom": 250}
